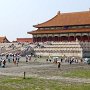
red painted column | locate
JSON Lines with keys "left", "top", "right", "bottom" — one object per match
{"left": 68, "top": 36, "right": 69, "bottom": 42}
{"left": 36, "top": 37, "right": 37, "bottom": 42}
{"left": 58, "top": 36, "right": 61, "bottom": 42}
{"left": 88, "top": 36, "right": 89, "bottom": 42}
{"left": 33, "top": 37, "right": 34, "bottom": 42}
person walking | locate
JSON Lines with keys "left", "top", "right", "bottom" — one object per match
{"left": 58, "top": 62, "right": 61, "bottom": 69}
{"left": 2, "top": 59, "right": 6, "bottom": 68}
{"left": 25, "top": 55, "right": 28, "bottom": 63}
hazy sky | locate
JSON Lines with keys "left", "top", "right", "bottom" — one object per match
{"left": 0, "top": 0, "right": 90, "bottom": 41}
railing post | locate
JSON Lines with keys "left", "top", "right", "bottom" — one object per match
{"left": 23, "top": 72, "right": 26, "bottom": 79}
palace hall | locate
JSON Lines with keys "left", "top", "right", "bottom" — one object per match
{"left": 28, "top": 10, "right": 90, "bottom": 42}
{"left": 28, "top": 10, "right": 90, "bottom": 58}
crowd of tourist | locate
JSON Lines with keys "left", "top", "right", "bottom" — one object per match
{"left": 0, "top": 53, "right": 21, "bottom": 68}
{"left": 45, "top": 55, "right": 87, "bottom": 69}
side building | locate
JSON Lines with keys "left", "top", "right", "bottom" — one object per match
{"left": 0, "top": 36, "right": 10, "bottom": 43}
{"left": 17, "top": 38, "right": 33, "bottom": 43}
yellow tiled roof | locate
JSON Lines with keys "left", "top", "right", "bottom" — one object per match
{"left": 34, "top": 11, "right": 90, "bottom": 27}
{"left": 28, "top": 28, "right": 90, "bottom": 34}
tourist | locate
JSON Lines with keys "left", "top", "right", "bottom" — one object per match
{"left": 12, "top": 54, "right": 14, "bottom": 62}
{"left": 70, "top": 60, "right": 73, "bottom": 65}
{"left": 28, "top": 55, "right": 31, "bottom": 61}
{"left": 16, "top": 60, "right": 18, "bottom": 66}
{"left": 46, "top": 58, "right": 48, "bottom": 62}
{"left": 61, "top": 58, "right": 63, "bottom": 62}
{"left": 25, "top": 55, "right": 28, "bottom": 63}
{"left": 17, "top": 54, "right": 20, "bottom": 62}
{"left": 58, "top": 62, "right": 61, "bottom": 69}
{"left": 14, "top": 60, "right": 16, "bottom": 65}
{"left": 0, "top": 60, "right": 2, "bottom": 67}
{"left": 2, "top": 59, "right": 6, "bottom": 68}
{"left": 8, "top": 55, "right": 11, "bottom": 63}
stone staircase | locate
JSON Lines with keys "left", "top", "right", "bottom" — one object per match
{"left": 34, "top": 41, "right": 83, "bottom": 57}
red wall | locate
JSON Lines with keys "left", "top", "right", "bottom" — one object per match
{"left": 17, "top": 38, "right": 33, "bottom": 43}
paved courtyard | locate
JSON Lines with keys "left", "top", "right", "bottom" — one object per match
{"left": 0, "top": 56, "right": 90, "bottom": 84}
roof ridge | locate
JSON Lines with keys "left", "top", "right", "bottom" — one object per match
{"left": 61, "top": 11, "right": 90, "bottom": 15}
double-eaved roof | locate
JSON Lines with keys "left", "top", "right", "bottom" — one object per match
{"left": 28, "top": 10, "right": 90, "bottom": 34}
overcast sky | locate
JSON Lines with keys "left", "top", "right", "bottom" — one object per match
{"left": 0, "top": 0, "right": 90, "bottom": 41}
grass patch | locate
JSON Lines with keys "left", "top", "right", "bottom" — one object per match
{"left": 0, "top": 76, "right": 90, "bottom": 90}
{"left": 63, "top": 69, "right": 90, "bottom": 78}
